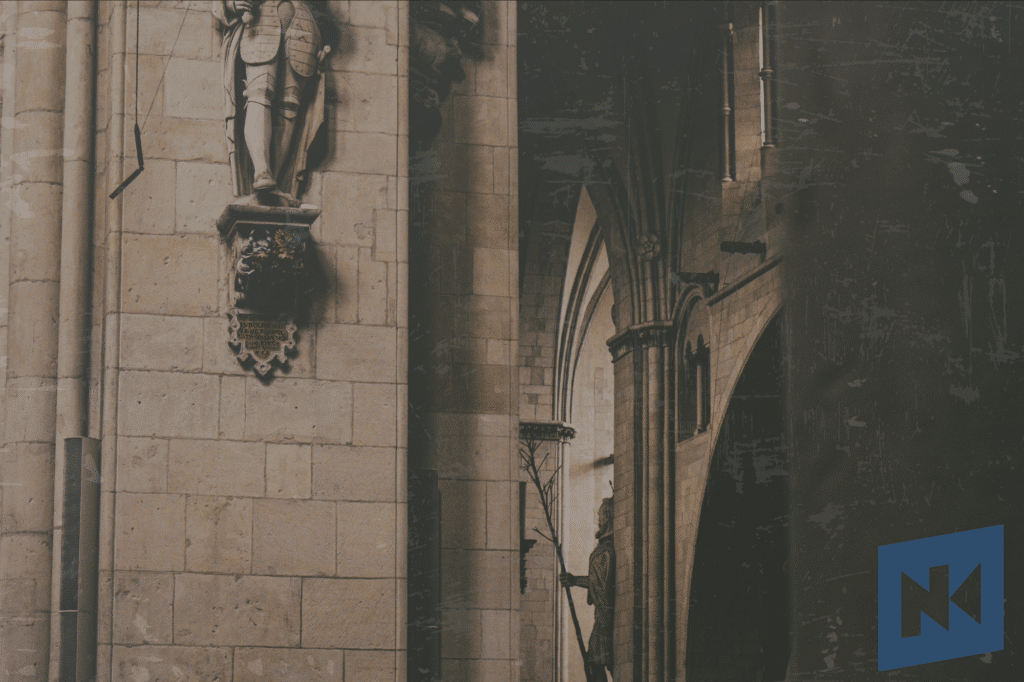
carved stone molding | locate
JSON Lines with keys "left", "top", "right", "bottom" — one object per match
{"left": 518, "top": 420, "right": 576, "bottom": 443}
{"left": 638, "top": 233, "right": 661, "bottom": 261}
{"left": 606, "top": 321, "right": 674, "bottom": 361}
{"left": 218, "top": 203, "right": 320, "bottom": 312}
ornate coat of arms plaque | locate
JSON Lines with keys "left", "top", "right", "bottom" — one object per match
{"left": 227, "top": 309, "right": 297, "bottom": 376}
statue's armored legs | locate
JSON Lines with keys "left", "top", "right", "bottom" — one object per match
{"left": 243, "top": 62, "right": 277, "bottom": 191}
{"left": 273, "top": 63, "right": 304, "bottom": 187}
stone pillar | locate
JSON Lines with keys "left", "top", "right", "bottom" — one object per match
{"left": 409, "top": 2, "right": 519, "bottom": 680}
{"left": 0, "top": 2, "right": 67, "bottom": 680}
{"left": 607, "top": 322, "right": 672, "bottom": 682}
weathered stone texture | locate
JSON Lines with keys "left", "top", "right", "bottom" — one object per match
{"left": 114, "top": 493, "right": 186, "bottom": 571}
{"left": 69, "top": 3, "right": 408, "bottom": 679}
{"left": 112, "top": 572, "right": 174, "bottom": 645}
{"left": 111, "top": 645, "right": 232, "bottom": 682}
{"left": 119, "top": 314, "right": 204, "bottom": 371}
{"left": 336, "top": 501, "right": 396, "bottom": 578}
{"left": 121, "top": 234, "right": 220, "bottom": 315}
{"left": 173, "top": 574, "right": 301, "bottom": 647}
{"left": 266, "top": 443, "right": 313, "bottom": 499}
{"left": 244, "top": 378, "right": 353, "bottom": 444}
{"left": 166, "top": 439, "right": 264, "bottom": 497}
{"left": 185, "top": 495, "right": 253, "bottom": 574}
{"left": 313, "top": 445, "right": 397, "bottom": 502}
{"left": 301, "top": 578, "right": 396, "bottom": 649}
{"left": 233, "top": 647, "right": 345, "bottom": 682}
{"left": 252, "top": 499, "right": 335, "bottom": 576}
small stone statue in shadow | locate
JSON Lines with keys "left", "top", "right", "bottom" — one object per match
{"left": 560, "top": 496, "right": 615, "bottom": 681}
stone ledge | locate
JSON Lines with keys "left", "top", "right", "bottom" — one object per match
{"left": 216, "top": 202, "right": 321, "bottom": 240}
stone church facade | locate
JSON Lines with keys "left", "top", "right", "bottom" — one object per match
{"left": 1, "top": 2, "right": 1022, "bottom": 682}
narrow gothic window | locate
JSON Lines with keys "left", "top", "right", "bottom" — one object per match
{"left": 678, "top": 301, "right": 712, "bottom": 440}
{"left": 679, "top": 340, "right": 698, "bottom": 438}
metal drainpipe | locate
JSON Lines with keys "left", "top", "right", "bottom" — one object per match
{"left": 49, "top": 2, "right": 98, "bottom": 680}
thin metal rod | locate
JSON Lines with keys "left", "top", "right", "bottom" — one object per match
{"left": 721, "top": 21, "right": 734, "bottom": 181}
{"left": 760, "top": 1, "right": 777, "bottom": 148}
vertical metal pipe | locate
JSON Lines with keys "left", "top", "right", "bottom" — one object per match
{"left": 721, "top": 21, "right": 734, "bottom": 181}
{"left": 49, "top": 3, "right": 97, "bottom": 679}
{"left": 760, "top": 1, "right": 777, "bottom": 148}
{"left": 408, "top": 468, "right": 440, "bottom": 681}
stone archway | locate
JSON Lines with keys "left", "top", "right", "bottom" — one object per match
{"left": 685, "top": 313, "right": 790, "bottom": 682}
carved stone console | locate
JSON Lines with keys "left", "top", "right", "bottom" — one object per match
{"left": 217, "top": 202, "right": 320, "bottom": 376}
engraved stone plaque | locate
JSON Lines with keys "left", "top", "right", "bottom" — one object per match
{"left": 228, "top": 308, "right": 297, "bottom": 376}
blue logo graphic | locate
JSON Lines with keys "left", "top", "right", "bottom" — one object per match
{"left": 878, "top": 525, "right": 1003, "bottom": 670}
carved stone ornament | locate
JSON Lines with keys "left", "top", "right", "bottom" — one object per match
{"left": 606, "top": 320, "right": 673, "bottom": 361}
{"left": 638, "top": 233, "right": 661, "bottom": 261}
{"left": 518, "top": 420, "right": 576, "bottom": 443}
{"left": 228, "top": 308, "right": 297, "bottom": 376}
{"left": 217, "top": 202, "right": 321, "bottom": 376}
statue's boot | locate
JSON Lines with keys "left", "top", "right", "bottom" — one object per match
{"left": 254, "top": 171, "right": 277, "bottom": 191}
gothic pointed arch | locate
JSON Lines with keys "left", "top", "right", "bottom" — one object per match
{"left": 684, "top": 311, "right": 790, "bottom": 682}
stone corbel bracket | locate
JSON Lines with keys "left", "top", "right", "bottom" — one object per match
{"left": 217, "top": 202, "right": 321, "bottom": 376}
{"left": 674, "top": 270, "right": 720, "bottom": 299}
{"left": 518, "top": 420, "right": 577, "bottom": 444}
{"left": 606, "top": 321, "right": 674, "bottom": 362}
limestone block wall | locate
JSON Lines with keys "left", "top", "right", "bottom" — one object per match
{"left": 516, "top": 231, "right": 569, "bottom": 682}
{"left": 669, "top": 6, "right": 786, "bottom": 643}
{"left": 518, "top": 232, "right": 567, "bottom": 423}
{"left": 674, "top": 0, "right": 785, "bottom": 580}
{"left": 719, "top": 0, "right": 765, "bottom": 238}
{"left": 90, "top": 2, "right": 409, "bottom": 681}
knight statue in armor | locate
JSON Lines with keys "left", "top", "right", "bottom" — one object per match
{"left": 560, "top": 496, "right": 615, "bottom": 682}
{"left": 213, "top": 0, "right": 332, "bottom": 206}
